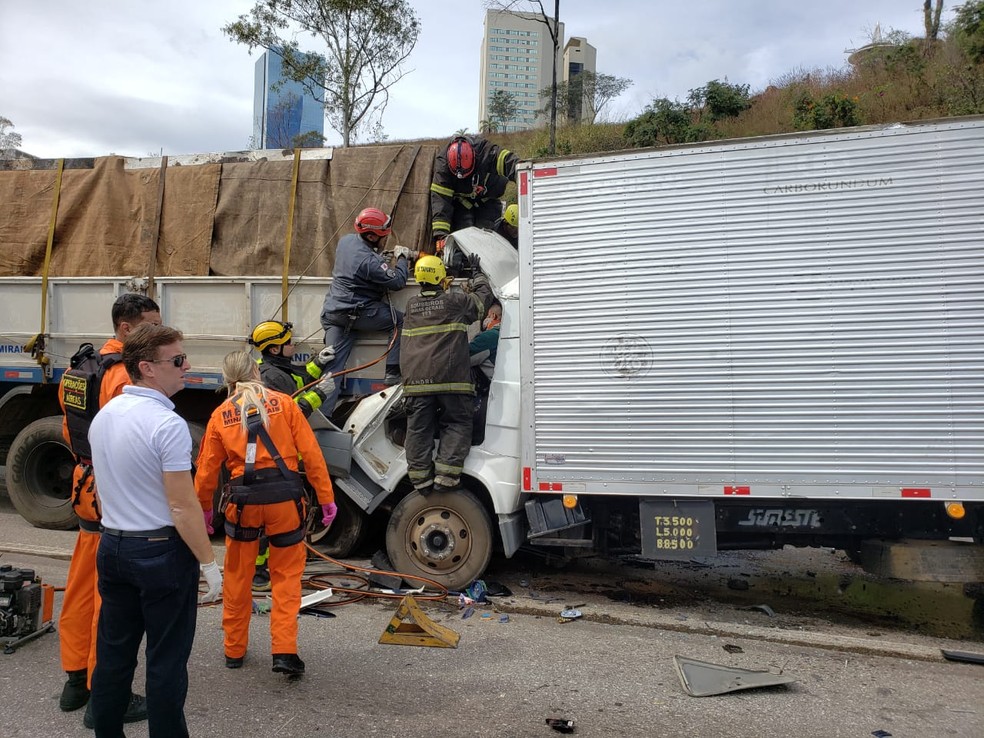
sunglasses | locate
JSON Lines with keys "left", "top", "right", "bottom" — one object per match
{"left": 149, "top": 353, "right": 188, "bottom": 368}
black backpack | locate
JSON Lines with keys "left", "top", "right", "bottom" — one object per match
{"left": 62, "top": 343, "right": 122, "bottom": 462}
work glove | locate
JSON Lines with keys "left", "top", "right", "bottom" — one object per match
{"left": 315, "top": 375, "right": 335, "bottom": 397}
{"left": 203, "top": 510, "right": 214, "bottom": 535}
{"left": 321, "top": 502, "right": 338, "bottom": 529}
{"left": 467, "top": 253, "right": 482, "bottom": 273}
{"left": 199, "top": 561, "right": 223, "bottom": 604}
{"left": 392, "top": 245, "right": 416, "bottom": 261}
{"left": 314, "top": 345, "right": 336, "bottom": 370}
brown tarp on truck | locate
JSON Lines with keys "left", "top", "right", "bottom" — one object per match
{"left": 0, "top": 143, "right": 440, "bottom": 278}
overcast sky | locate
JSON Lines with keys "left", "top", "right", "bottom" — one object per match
{"left": 1, "top": 1, "right": 947, "bottom": 158}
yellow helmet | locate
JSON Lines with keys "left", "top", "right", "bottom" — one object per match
{"left": 414, "top": 255, "right": 447, "bottom": 285}
{"left": 504, "top": 203, "right": 518, "bottom": 228}
{"left": 249, "top": 321, "right": 293, "bottom": 351}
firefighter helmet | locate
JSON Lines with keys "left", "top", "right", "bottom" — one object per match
{"left": 447, "top": 136, "right": 476, "bottom": 179}
{"left": 504, "top": 203, "right": 518, "bottom": 228}
{"left": 414, "top": 255, "right": 447, "bottom": 285}
{"left": 249, "top": 321, "right": 293, "bottom": 351}
{"left": 354, "top": 207, "right": 392, "bottom": 237}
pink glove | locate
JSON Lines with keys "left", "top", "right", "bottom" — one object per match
{"left": 203, "top": 510, "right": 214, "bottom": 535}
{"left": 321, "top": 503, "right": 338, "bottom": 529}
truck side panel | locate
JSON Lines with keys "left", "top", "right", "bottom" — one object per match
{"left": 520, "top": 119, "right": 984, "bottom": 501}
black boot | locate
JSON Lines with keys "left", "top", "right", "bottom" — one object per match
{"left": 83, "top": 692, "right": 147, "bottom": 730}
{"left": 272, "top": 653, "right": 305, "bottom": 676}
{"left": 59, "top": 669, "right": 89, "bottom": 712}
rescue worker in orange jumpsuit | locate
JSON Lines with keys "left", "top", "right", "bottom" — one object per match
{"left": 57, "top": 293, "right": 160, "bottom": 723}
{"left": 195, "top": 351, "right": 337, "bottom": 676}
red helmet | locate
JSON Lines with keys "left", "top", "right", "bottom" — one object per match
{"left": 447, "top": 136, "right": 476, "bottom": 179}
{"left": 354, "top": 207, "right": 392, "bottom": 237}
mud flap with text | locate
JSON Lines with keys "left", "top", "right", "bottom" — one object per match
{"left": 378, "top": 595, "right": 460, "bottom": 648}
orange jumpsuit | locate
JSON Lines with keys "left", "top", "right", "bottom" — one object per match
{"left": 58, "top": 338, "right": 128, "bottom": 683}
{"left": 195, "top": 389, "right": 334, "bottom": 660}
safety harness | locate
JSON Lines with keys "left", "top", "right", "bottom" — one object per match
{"left": 223, "top": 410, "right": 306, "bottom": 547}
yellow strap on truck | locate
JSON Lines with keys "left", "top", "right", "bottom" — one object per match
{"left": 281, "top": 147, "right": 302, "bottom": 323}
{"left": 29, "top": 158, "right": 65, "bottom": 380}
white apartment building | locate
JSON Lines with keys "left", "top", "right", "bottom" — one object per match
{"left": 478, "top": 10, "right": 564, "bottom": 133}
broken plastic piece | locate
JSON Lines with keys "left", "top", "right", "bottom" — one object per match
{"left": 674, "top": 655, "right": 796, "bottom": 697}
{"left": 299, "top": 588, "right": 334, "bottom": 610}
{"left": 499, "top": 614, "right": 510, "bottom": 623}
{"left": 871, "top": 731, "right": 893, "bottom": 738}
{"left": 559, "top": 609, "right": 582, "bottom": 620}
{"left": 464, "top": 580, "right": 488, "bottom": 603}
{"left": 461, "top": 607, "right": 475, "bottom": 619}
{"left": 546, "top": 717, "right": 575, "bottom": 733}
{"left": 722, "top": 644, "right": 744, "bottom": 654}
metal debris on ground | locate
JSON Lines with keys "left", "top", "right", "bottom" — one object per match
{"left": 485, "top": 580, "right": 513, "bottom": 597}
{"left": 722, "top": 644, "right": 744, "bottom": 654}
{"left": 871, "top": 730, "right": 893, "bottom": 737}
{"left": 674, "top": 655, "right": 796, "bottom": 697}
{"left": 745, "top": 604, "right": 776, "bottom": 617}
{"left": 545, "top": 717, "right": 575, "bottom": 733}
{"left": 941, "top": 649, "right": 984, "bottom": 665}
{"left": 461, "top": 607, "right": 475, "bottom": 619}
{"left": 558, "top": 609, "right": 583, "bottom": 623}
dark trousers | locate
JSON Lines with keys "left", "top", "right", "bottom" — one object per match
{"left": 404, "top": 394, "right": 475, "bottom": 488}
{"left": 322, "top": 303, "right": 404, "bottom": 408}
{"left": 92, "top": 533, "right": 199, "bottom": 738}
{"left": 452, "top": 199, "right": 501, "bottom": 231}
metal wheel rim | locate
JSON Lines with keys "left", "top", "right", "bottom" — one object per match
{"left": 402, "top": 504, "right": 475, "bottom": 576}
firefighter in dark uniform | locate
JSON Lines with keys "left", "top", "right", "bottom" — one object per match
{"left": 246, "top": 320, "right": 335, "bottom": 590}
{"left": 400, "top": 254, "right": 494, "bottom": 495}
{"left": 319, "top": 207, "right": 412, "bottom": 409}
{"left": 430, "top": 135, "right": 519, "bottom": 250}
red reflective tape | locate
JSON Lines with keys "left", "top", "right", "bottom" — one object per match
{"left": 551, "top": 482, "right": 563, "bottom": 492}
{"left": 538, "top": 482, "right": 550, "bottom": 491}
{"left": 901, "top": 488, "right": 931, "bottom": 498}
{"left": 519, "top": 171, "right": 528, "bottom": 196}
{"left": 724, "top": 486, "right": 750, "bottom": 495}
{"left": 523, "top": 467, "right": 531, "bottom": 491}
{"left": 533, "top": 167, "right": 557, "bottom": 178}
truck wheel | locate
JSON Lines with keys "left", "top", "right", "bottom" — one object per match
{"left": 385, "top": 488, "right": 493, "bottom": 591}
{"left": 6, "top": 417, "right": 78, "bottom": 530}
{"left": 308, "top": 491, "right": 368, "bottom": 557}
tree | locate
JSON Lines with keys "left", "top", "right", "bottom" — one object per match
{"left": 687, "top": 79, "right": 752, "bottom": 122}
{"left": 543, "top": 71, "right": 632, "bottom": 124}
{"left": 952, "top": 0, "right": 984, "bottom": 63}
{"left": 0, "top": 116, "right": 23, "bottom": 150}
{"left": 487, "top": 89, "right": 520, "bottom": 130}
{"left": 487, "top": 0, "right": 561, "bottom": 154}
{"left": 223, "top": 0, "right": 420, "bottom": 147}
{"left": 924, "top": 0, "right": 945, "bottom": 41}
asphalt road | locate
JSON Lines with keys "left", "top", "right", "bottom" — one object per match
{"left": 1, "top": 496, "right": 983, "bottom": 737}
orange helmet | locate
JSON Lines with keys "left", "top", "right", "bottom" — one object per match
{"left": 447, "top": 136, "right": 476, "bottom": 179}
{"left": 354, "top": 207, "right": 392, "bottom": 237}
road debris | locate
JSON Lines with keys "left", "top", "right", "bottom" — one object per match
{"left": 545, "top": 717, "right": 575, "bottom": 733}
{"left": 674, "top": 655, "right": 796, "bottom": 697}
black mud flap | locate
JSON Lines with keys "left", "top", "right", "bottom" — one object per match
{"left": 639, "top": 499, "right": 717, "bottom": 559}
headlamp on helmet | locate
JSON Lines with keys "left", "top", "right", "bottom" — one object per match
{"left": 249, "top": 321, "right": 293, "bottom": 352}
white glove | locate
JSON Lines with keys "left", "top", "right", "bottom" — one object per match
{"left": 316, "top": 376, "right": 335, "bottom": 396}
{"left": 392, "top": 245, "right": 416, "bottom": 260}
{"left": 199, "top": 561, "right": 222, "bottom": 604}
{"left": 315, "top": 345, "right": 336, "bottom": 369}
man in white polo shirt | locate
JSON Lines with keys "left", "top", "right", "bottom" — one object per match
{"left": 88, "top": 324, "right": 222, "bottom": 738}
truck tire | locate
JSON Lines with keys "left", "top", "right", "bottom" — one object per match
{"left": 385, "top": 488, "right": 493, "bottom": 591}
{"left": 7, "top": 417, "right": 78, "bottom": 530}
{"left": 308, "top": 490, "right": 368, "bottom": 557}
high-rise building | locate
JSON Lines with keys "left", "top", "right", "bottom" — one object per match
{"left": 252, "top": 47, "right": 326, "bottom": 149}
{"left": 563, "top": 37, "right": 597, "bottom": 123}
{"left": 478, "top": 10, "right": 564, "bottom": 133}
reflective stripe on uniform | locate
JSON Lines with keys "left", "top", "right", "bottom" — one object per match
{"left": 402, "top": 322, "right": 470, "bottom": 338}
{"left": 404, "top": 382, "right": 474, "bottom": 394}
{"left": 432, "top": 219, "right": 451, "bottom": 233}
{"left": 431, "top": 182, "right": 455, "bottom": 197}
{"left": 435, "top": 460, "right": 464, "bottom": 476}
{"left": 496, "top": 148, "right": 512, "bottom": 176}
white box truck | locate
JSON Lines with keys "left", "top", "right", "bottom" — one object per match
{"left": 2, "top": 119, "right": 983, "bottom": 589}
